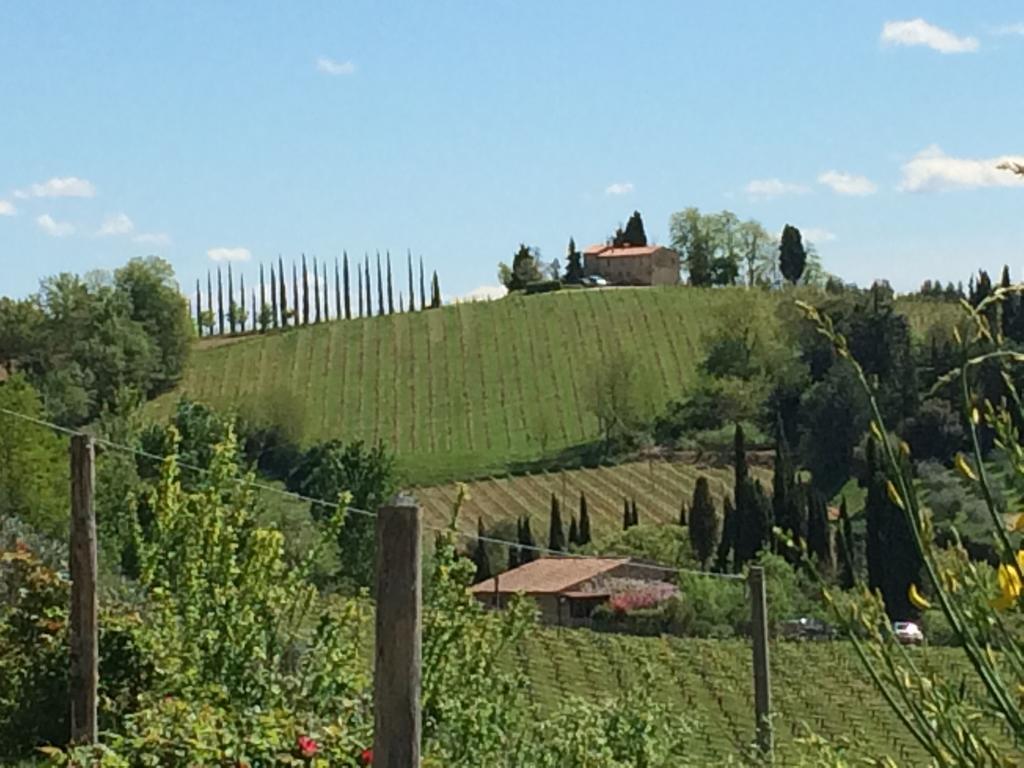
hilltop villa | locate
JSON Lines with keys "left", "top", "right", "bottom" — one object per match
{"left": 582, "top": 243, "right": 681, "bottom": 286}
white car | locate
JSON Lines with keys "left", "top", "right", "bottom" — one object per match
{"left": 892, "top": 621, "right": 924, "bottom": 645}
{"left": 583, "top": 275, "right": 608, "bottom": 287}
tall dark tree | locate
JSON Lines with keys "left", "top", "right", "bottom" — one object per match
{"left": 227, "top": 264, "right": 235, "bottom": 334}
{"left": 322, "top": 261, "right": 329, "bottom": 321}
{"left": 398, "top": 292, "right": 404, "bottom": 313}
{"left": 779, "top": 224, "right": 807, "bottom": 285}
{"left": 564, "top": 237, "right": 584, "bottom": 284}
{"left": 837, "top": 496, "right": 856, "bottom": 589}
{"left": 614, "top": 210, "right": 648, "bottom": 247}
{"left": 578, "top": 492, "right": 592, "bottom": 545}
{"left": 357, "top": 266, "right": 364, "bottom": 317}
{"left": 716, "top": 495, "right": 736, "bottom": 572}
{"left": 250, "top": 289, "right": 257, "bottom": 334}
{"left": 473, "top": 517, "right": 492, "bottom": 583}
{"left": 622, "top": 498, "right": 632, "bottom": 531}
{"left": 342, "top": 253, "right": 352, "bottom": 320}
{"left": 313, "top": 257, "right": 321, "bottom": 323}
{"left": 238, "top": 273, "right": 246, "bottom": 332}
{"left": 335, "top": 257, "right": 343, "bottom": 320}
{"left": 217, "top": 267, "right": 225, "bottom": 335}
{"left": 207, "top": 271, "right": 214, "bottom": 334}
{"left": 568, "top": 516, "right": 579, "bottom": 547}
{"left": 376, "top": 252, "right": 385, "bottom": 316}
{"left": 689, "top": 476, "right": 721, "bottom": 569}
{"left": 419, "top": 256, "right": 427, "bottom": 310}
{"left": 630, "top": 498, "right": 639, "bottom": 527}
{"left": 301, "top": 255, "right": 310, "bottom": 325}
{"left": 386, "top": 251, "right": 395, "bottom": 315}
{"left": 548, "top": 493, "right": 566, "bottom": 551}
{"left": 259, "top": 263, "right": 267, "bottom": 325}
{"left": 364, "top": 255, "right": 372, "bottom": 317}
{"left": 772, "top": 430, "right": 803, "bottom": 556}
{"left": 430, "top": 271, "right": 442, "bottom": 309}
{"left": 518, "top": 516, "right": 537, "bottom": 563}
{"left": 292, "top": 262, "right": 300, "bottom": 327}
{"left": 407, "top": 251, "right": 416, "bottom": 312}
{"left": 278, "top": 257, "right": 289, "bottom": 328}
{"left": 806, "top": 489, "right": 833, "bottom": 573}
{"left": 733, "top": 423, "right": 771, "bottom": 566}
{"left": 270, "top": 264, "right": 279, "bottom": 328}
{"left": 195, "top": 279, "right": 203, "bottom": 337}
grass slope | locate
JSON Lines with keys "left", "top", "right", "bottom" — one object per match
{"left": 416, "top": 456, "right": 772, "bottom": 541}
{"left": 156, "top": 288, "right": 961, "bottom": 485}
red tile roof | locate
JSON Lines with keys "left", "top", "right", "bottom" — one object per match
{"left": 470, "top": 556, "right": 629, "bottom": 596}
{"left": 582, "top": 244, "right": 667, "bottom": 258}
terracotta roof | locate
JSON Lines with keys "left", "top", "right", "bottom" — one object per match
{"left": 470, "top": 557, "right": 629, "bottom": 596}
{"left": 582, "top": 244, "right": 668, "bottom": 258}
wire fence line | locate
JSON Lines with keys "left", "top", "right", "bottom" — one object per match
{"left": 0, "top": 405, "right": 742, "bottom": 581}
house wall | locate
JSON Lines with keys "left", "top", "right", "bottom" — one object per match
{"left": 583, "top": 249, "right": 680, "bottom": 286}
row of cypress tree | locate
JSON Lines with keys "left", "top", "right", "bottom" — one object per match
{"left": 193, "top": 251, "right": 443, "bottom": 337}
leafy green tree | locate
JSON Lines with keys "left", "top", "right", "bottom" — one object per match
{"left": 500, "top": 244, "right": 543, "bottom": 290}
{"left": 564, "top": 237, "right": 584, "bottom": 284}
{"left": 0, "top": 297, "right": 43, "bottom": 372}
{"left": 737, "top": 220, "right": 776, "bottom": 286}
{"left": 258, "top": 303, "right": 273, "bottom": 333}
{"left": 578, "top": 492, "right": 592, "bottom": 545}
{"left": 0, "top": 375, "right": 69, "bottom": 538}
{"left": 614, "top": 211, "right": 647, "bottom": 247}
{"left": 688, "top": 476, "right": 721, "bottom": 569}
{"left": 779, "top": 224, "right": 807, "bottom": 284}
{"left": 287, "top": 439, "right": 396, "bottom": 588}
{"left": 548, "top": 493, "right": 565, "bottom": 551}
{"left": 584, "top": 349, "right": 652, "bottom": 453}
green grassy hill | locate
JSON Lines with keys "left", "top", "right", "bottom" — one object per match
{"left": 155, "top": 287, "right": 962, "bottom": 485}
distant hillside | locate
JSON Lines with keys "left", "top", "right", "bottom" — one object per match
{"left": 154, "top": 286, "right": 961, "bottom": 485}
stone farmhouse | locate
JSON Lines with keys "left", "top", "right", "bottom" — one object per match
{"left": 582, "top": 243, "right": 680, "bottom": 286}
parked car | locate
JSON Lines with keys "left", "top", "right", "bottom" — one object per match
{"left": 779, "top": 617, "right": 835, "bottom": 641}
{"left": 892, "top": 621, "right": 924, "bottom": 645}
{"left": 582, "top": 275, "right": 608, "bottom": 287}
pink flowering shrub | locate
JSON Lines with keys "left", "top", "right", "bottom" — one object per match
{"left": 608, "top": 581, "right": 678, "bottom": 615}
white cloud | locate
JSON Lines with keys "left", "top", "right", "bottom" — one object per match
{"left": 134, "top": 232, "right": 171, "bottom": 246}
{"left": 605, "top": 182, "right": 634, "bottom": 196}
{"left": 990, "top": 23, "right": 1024, "bottom": 36}
{"left": 207, "top": 246, "right": 252, "bottom": 262}
{"left": 898, "top": 145, "right": 1024, "bottom": 192}
{"left": 802, "top": 228, "right": 837, "bottom": 244}
{"left": 36, "top": 214, "right": 75, "bottom": 237}
{"left": 452, "top": 284, "right": 508, "bottom": 304}
{"left": 96, "top": 212, "right": 134, "bottom": 236}
{"left": 881, "top": 19, "right": 978, "bottom": 53}
{"left": 818, "top": 170, "right": 877, "bottom": 196}
{"left": 744, "top": 178, "right": 809, "bottom": 200}
{"left": 0, "top": 200, "right": 14, "bottom": 216}
{"left": 316, "top": 56, "right": 355, "bottom": 76}
{"left": 16, "top": 176, "right": 97, "bottom": 199}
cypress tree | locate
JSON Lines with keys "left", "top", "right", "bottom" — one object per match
{"left": 239, "top": 273, "right": 246, "bottom": 332}
{"left": 342, "top": 252, "right": 352, "bottom": 319}
{"left": 568, "top": 516, "right": 579, "bottom": 547}
{"left": 419, "top": 255, "right": 426, "bottom": 310}
{"left": 837, "top": 496, "right": 856, "bottom": 589}
{"left": 716, "top": 495, "right": 736, "bottom": 572}
{"left": 806, "top": 489, "right": 832, "bottom": 573}
{"left": 622, "top": 498, "right": 632, "bottom": 531}
{"left": 364, "top": 255, "right": 372, "bottom": 317}
{"left": 431, "top": 271, "right": 442, "bottom": 309}
{"left": 278, "top": 257, "right": 288, "bottom": 328}
{"left": 407, "top": 251, "right": 416, "bottom": 312}
{"left": 564, "top": 237, "right": 584, "bottom": 284}
{"left": 259, "top": 263, "right": 267, "bottom": 324}
{"left": 195, "top": 279, "right": 203, "bottom": 337}
{"left": 864, "top": 438, "right": 886, "bottom": 599}
{"left": 386, "top": 251, "right": 395, "bottom": 314}
{"left": 689, "top": 476, "right": 721, "bottom": 569}
{"left": 376, "top": 252, "right": 385, "bottom": 316}
{"left": 227, "top": 264, "right": 235, "bottom": 334}
{"left": 322, "top": 261, "right": 329, "bottom": 321}
{"left": 399, "top": 292, "right": 404, "bottom": 313}
{"left": 548, "top": 493, "right": 565, "bottom": 551}
{"left": 251, "top": 289, "right": 257, "bottom": 334}
{"left": 473, "top": 517, "right": 492, "bottom": 583}
{"left": 630, "top": 498, "right": 639, "bottom": 527}
{"left": 292, "top": 262, "right": 300, "bottom": 327}
{"left": 519, "top": 516, "right": 537, "bottom": 563}
{"left": 357, "top": 267, "right": 364, "bottom": 317}
{"left": 779, "top": 224, "right": 807, "bottom": 285}
{"left": 578, "top": 492, "right": 591, "bottom": 545}
{"left": 270, "top": 265, "right": 279, "bottom": 328}
{"left": 508, "top": 543, "right": 520, "bottom": 570}
{"left": 301, "top": 255, "right": 310, "bottom": 325}
{"left": 313, "top": 257, "right": 321, "bottom": 323}
{"left": 217, "top": 267, "right": 225, "bottom": 335}
{"left": 335, "top": 257, "right": 343, "bottom": 320}
{"left": 207, "top": 271, "right": 214, "bottom": 334}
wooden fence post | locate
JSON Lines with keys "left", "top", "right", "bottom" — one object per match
{"left": 69, "top": 434, "right": 98, "bottom": 744}
{"left": 373, "top": 494, "right": 422, "bottom": 767}
{"left": 749, "top": 565, "right": 773, "bottom": 760}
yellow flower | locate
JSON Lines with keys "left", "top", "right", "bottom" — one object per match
{"left": 955, "top": 453, "right": 978, "bottom": 482}
{"left": 992, "top": 559, "right": 1023, "bottom": 611}
{"left": 908, "top": 583, "right": 931, "bottom": 611}
{"left": 886, "top": 480, "right": 905, "bottom": 510}
{"left": 1010, "top": 514, "right": 1024, "bottom": 533}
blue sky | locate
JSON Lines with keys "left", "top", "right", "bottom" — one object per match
{"left": 2, "top": 1, "right": 1023, "bottom": 301}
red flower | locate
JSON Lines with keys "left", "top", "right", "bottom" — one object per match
{"left": 296, "top": 735, "right": 319, "bottom": 759}
{"left": 359, "top": 747, "right": 373, "bottom": 765}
